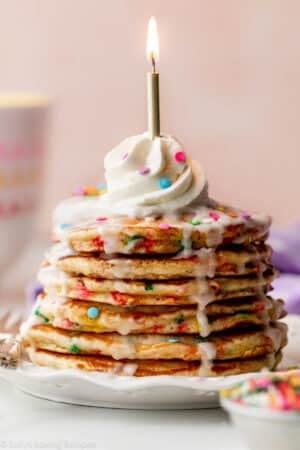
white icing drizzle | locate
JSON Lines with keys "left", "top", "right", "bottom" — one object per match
{"left": 265, "top": 326, "right": 282, "bottom": 352}
{"left": 97, "top": 222, "right": 120, "bottom": 254}
{"left": 196, "top": 311, "right": 211, "bottom": 338}
{"left": 38, "top": 265, "right": 69, "bottom": 297}
{"left": 198, "top": 342, "right": 216, "bottom": 376}
{"left": 46, "top": 242, "right": 77, "bottom": 265}
{"left": 112, "top": 362, "right": 138, "bottom": 376}
{"left": 180, "top": 223, "right": 193, "bottom": 257}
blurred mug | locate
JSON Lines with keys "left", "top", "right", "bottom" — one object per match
{"left": 0, "top": 93, "right": 49, "bottom": 277}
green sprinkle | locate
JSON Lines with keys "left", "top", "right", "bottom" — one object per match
{"left": 189, "top": 219, "right": 201, "bottom": 226}
{"left": 177, "top": 240, "right": 184, "bottom": 251}
{"left": 34, "top": 309, "right": 49, "bottom": 323}
{"left": 70, "top": 344, "right": 80, "bottom": 353}
{"left": 175, "top": 315, "right": 184, "bottom": 324}
{"left": 193, "top": 336, "right": 208, "bottom": 343}
{"left": 126, "top": 235, "right": 144, "bottom": 244}
{"left": 240, "top": 313, "right": 250, "bottom": 320}
{"left": 168, "top": 337, "right": 181, "bottom": 343}
{"left": 145, "top": 283, "right": 154, "bottom": 291}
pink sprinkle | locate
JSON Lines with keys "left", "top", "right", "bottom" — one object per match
{"left": 209, "top": 212, "right": 220, "bottom": 221}
{"left": 139, "top": 167, "right": 150, "bottom": 175}
{"left": 62, "top": 318, "right": 74, "bottom": 329}
{"left": 174, "top": 151, "right": 186, "bottom": 163}
{"left": 241, "top": 213, "right": 251, "bottom": 220}
{"left": 122, "top": 153, "right": 129, "bottom": 160}
{"left": 73, "top": 186, "right": 85, "bottom": 196}
{"left": 159, "top": 223, "right": 170, "bottom": 230}
{"left": 96, "top": 216, "right": 108, "bottom": 222}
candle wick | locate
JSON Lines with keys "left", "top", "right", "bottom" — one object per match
{"left": 151, "top": 54, "right": 156, "bottom": 73}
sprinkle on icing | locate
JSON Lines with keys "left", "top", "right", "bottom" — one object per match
{"left": 209, "top": 211, "right": 220, "bottom": 221}
{"left": 159, "top": 177, "right": 172, "bottom": 189}
{"left": 189, "top": 219, "right": 201, "bottom": 226}
{"left": 241, "top": 213, "right": 252, "bottom": 220}
{"left": 159, "top": 223, "right": 170, "bottom": 230}
{"left": 34, "top": 309, "right": 49, "bottom": 323}
{"left": 221, "top": 373, "right": 300, "bottom": 412}
{"left": 168, "top": 337, "right": 181, "bottom": 343}
{"left": 96, "top": 216, "right": 108, "bottom": 222}
{"left": 62, "top": 318, "right": 75, "bottom": 329}
{"left": 174, "top": 151, "right": 186, "bottom": 163}
{"left": 87, "top": 306, "right": 99, "bottom": 319}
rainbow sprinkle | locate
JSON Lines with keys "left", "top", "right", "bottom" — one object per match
{"left": 70, "top": 344, "right": 80, "bottom": 353}
{"left": 87, "top": 306, "right": 99, "bottom": 319}
{"left": 209, "top": 211, "right": 220, "bottom": 221}
{"left": 159, "top": 177, "right": 172, "bottom": 189}
{"left": 221, "top": 373, "right": 300, "bottom": 412}
{"left": 138, "top": 167, "right": 150, "bottom": 175}
{"left": 34, "top": 309, "right": 49, "bottom": 323}
{"left": 241, "top": 213, "right": 252, "bottom": 220}
{"left": 174, "top": 151, "right": 186, "bottom": 163}
{"left": 159, "top": 223, "right": 170, "bottom": 230}
{"left": 59, "top": 223, "right": 71, "bottom": 230}
{"left": 189, "top": 219, "right": 201, "bottom": 226}
{"left": 73, "top": 185, "right": 107, "bottom": 197}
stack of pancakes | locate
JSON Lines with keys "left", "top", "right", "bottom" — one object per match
{"left": 21, "top": 202, "right": 288, "bottom": 376}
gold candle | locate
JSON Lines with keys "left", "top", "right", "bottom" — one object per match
{"left": 146, "top": 17, "right": 160, "bottom": 139}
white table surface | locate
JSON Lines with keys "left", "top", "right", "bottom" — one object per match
{"left": 0, "top": 379, "right": 246, "bottom": 450}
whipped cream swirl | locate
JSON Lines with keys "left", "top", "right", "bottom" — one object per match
{"left": 54, "top": 132, "right": 208, "bottom": 225}
{"left": 101, "top": 132, "right": 207, "bottom": 217}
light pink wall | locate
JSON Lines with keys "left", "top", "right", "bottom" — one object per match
{"left": 0, "top": 0, "right": 298, "bottom": 228}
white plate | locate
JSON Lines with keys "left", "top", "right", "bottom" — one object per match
{"left": 1, "top": 315, "right": 299, "bottom": 410}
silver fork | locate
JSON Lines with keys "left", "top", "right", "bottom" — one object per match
{"left": 0, "top": 306, "right": 25, "bottom": 368}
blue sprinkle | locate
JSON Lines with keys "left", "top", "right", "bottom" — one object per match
{"left": 97, "top": 183, "right": 107, "bottom": 191}
{"left": 60, "top": 223, "right": 71, "bottom": 229}
{"left": 159, "top": 177, "right": 172, "bottom": 189}
{"left": 168, "top": 337, "right": 181, "bottom": 343}
{"left": 87, "top": 306, "right": 99, "bottom": 319}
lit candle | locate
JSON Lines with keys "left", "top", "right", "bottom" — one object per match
{"left": 146, "top": 17, "right": 160, "bottom": 139}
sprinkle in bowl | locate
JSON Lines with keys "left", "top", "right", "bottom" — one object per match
{"left": 220, "top": 372, "right": 300, "bottom": 450}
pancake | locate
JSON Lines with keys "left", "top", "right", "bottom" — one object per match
{"left": 26, "top": 347, "right": 282, "bottom": 376}
{"left": 31, "top": 295, "right": 285, "bottom": 335}
{"left": 55, "top": 206, "right": 270, "bottom": 255}
{"left": 54, "top": 244, "right": 272, "bottom": 280}
{"left": 39, "top": 265, "right": 277, "bottom": 306}
{"left": 23, "top": 323, "right": 287, "bottom": 361}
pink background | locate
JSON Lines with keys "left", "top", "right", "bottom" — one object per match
{"left": 0, "top": 0, "right": 298, "bottom": 228}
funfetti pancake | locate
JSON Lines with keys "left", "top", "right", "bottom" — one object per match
{"left": 39, "top": 263, "right": 277, "bottom": 302}
{"left": 30, "top": 294, "right": 285, "bottom": 336}
{"left": 24, "top": 322, "right": 287, "bottom": 362}
{"left": 39, "top": 264, "right": 277, "bottom": 305}
{"left": 53, "top": 206, "right": 271, "bottom": 256}
{"left": 52, "top": 243, "right": 271, "bottom": 280}
{"left": 26, "top": 346, "right": 283, "bottom": 377}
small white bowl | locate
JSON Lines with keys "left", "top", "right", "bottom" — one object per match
{"left": 221, "top": 397, "right": 300, "bottom": 450}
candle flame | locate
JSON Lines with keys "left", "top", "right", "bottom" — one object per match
{"left": 147, "top": 16, "right": 159, "bottom": 71}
